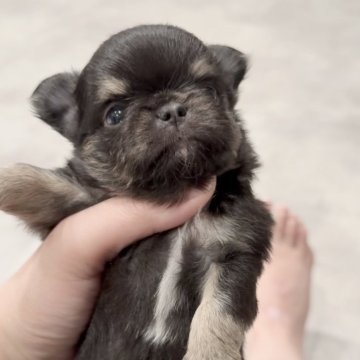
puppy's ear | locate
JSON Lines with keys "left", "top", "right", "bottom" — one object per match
{"left": 31, "top": 72, "right": 79, "bottom": 143}
{"left": 209, "top": 45, "right": 247, "bottom": 90}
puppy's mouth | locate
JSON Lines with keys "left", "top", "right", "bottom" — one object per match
{"left": 175, "top": 141, "right": 190, "bottom": 158}
{"left": 145, "top": 130, "right": 233, "bottom": 181}
{"left": 149, "top": 134, "right": 189, "bottom": 162}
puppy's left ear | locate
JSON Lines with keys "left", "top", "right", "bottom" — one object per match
{"left": 209, "top": 45, "right": 247, "bottom": 90}
{"left": 31, "top": 72, "right": 80, "bottom": 143}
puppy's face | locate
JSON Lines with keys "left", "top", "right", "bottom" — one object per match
{"left": 32, "top": 25, "right": 248, "bottom": 200}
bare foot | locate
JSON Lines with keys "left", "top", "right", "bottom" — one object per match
{"left": 246, "top": 204, "right": 314, "bottom": 360}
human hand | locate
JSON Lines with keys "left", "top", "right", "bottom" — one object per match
{"left": 0, "top": 180, "right": 215, "bottom": 360}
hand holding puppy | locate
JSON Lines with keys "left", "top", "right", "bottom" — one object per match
{"left": 0, "top": 182, "right": 215, "bottom": 360}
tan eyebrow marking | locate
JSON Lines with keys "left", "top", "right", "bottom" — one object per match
{"left": 97, "top": 76, "right": 128, "bottom": 101}
{"left": 191, "top": 58, "right": 215, "bottom": 78}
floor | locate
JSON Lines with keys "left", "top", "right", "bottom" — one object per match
{"left": 0, "top": 1, "right": 359, "bottom": 358}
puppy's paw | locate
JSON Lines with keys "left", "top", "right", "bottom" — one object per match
{"left": 0, "top": 164, "right": 91, "bottom": 236}
{"left": 0, "top": 164, "right": 35, "bottom": 212}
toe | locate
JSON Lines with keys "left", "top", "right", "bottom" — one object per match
{"left": 295, "top": 221, "right": 313, "bottom": 257}
{"left": 300, "top": 227, "right": 314, "bottom": 264}
{"left": 297, "top": 222, "right": 307, "bottom": 244}
{"left": 271, "top": 205, "right": 290, "bottom": 240}
{"left": 283, "top": 213, "right": 300, "bottom": 246}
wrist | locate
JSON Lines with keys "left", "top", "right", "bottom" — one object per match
{"left": 0, "top": 283, "right": 45, "bottom": 360}
{"left": 0, "top": 316, "right": 74, "bottom": 360}
{"left": 0, "top": 305, "right": 22, "bottom": 360}
{"left": 0, "top": 298, "right": 75, "bottom": 360}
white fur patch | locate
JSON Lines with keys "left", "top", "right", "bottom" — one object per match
{"left": 144, "top": 228, "right": 185, "bottom": 344}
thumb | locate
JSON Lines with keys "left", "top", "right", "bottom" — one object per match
{"left": 40, "top": 179, "right": 216, "bottom": 278}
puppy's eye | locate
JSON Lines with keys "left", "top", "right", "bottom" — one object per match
{"left": 105, "top": 104, "right": 124, "bottom": 126}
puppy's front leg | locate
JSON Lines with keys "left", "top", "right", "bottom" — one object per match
{"left": 184, "top": 264, "right": 245, "bottom": 360}
{"left": 0, "top": 164, "right": 92, "bottom": 237}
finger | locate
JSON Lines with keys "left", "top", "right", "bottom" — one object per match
{"left": 40, "top": 179, "right": 216, "bottom": 278}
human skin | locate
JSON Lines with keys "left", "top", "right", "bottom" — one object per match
{"left": 246, "top": 204, "right": 313, "bottom": 360}
{"left": 0, "top": 180, "right": 215, "bottom": 360}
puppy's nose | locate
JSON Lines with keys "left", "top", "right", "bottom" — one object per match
{"left": 156, "top": 102, "right": 187, "bottom": 125}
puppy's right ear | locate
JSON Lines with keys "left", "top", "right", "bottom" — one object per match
{"left": 31, "top": 72, "right": 79, "bottom": 143}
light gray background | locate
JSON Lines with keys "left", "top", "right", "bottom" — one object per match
{"left": 0, "top": 1, "right": 359, "bottom": 358}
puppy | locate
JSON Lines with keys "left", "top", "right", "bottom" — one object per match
{"left": 0, "top": 25, "right": 272, "bottom": 360}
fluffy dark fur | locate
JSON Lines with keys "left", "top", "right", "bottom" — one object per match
{"left": 0, "top": 25, "right": 272, "bottom": 359}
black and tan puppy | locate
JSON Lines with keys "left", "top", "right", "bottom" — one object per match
{"left": 0, "top": 25, "right": 272, "bottom": 359}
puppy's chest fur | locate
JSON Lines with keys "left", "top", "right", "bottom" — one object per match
{"left": 77, "top": 205, "right": 246, "bottom": 360}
